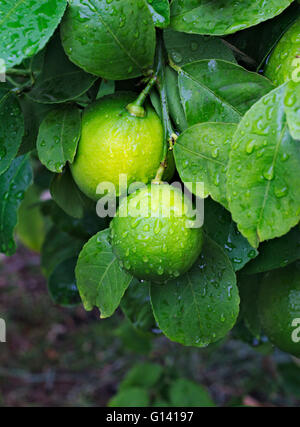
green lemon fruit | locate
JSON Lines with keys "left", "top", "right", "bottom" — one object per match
{"left": 60, "top": 0, "right": 155, "bottom": 80}
{"left": 265, "top": 18, "right": 300, "bottom": 85}
{"left": 258, "top": 263, "right": 300, "bottom": 357}
{"left": 70, "top": 92, "right": 164, "bottom": 201}
{"left": 110, "top": 183, "right": 203, "bottom": 283}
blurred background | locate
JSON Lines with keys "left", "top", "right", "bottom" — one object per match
{"left": 0, "top": 244, "right": 300, "bottom": 407}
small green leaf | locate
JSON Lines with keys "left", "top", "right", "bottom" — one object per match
{"left": 227, "top": 83, "right": 300, "bottom": 248}
{"left": 170, "top": 0, "right": 293, "bottom": 36}
{"left": 96, "top": 79, "right": 115, "bottom": 99}
{"left": 164, "top": 28, "right": 236, "bottom": 67}
{"left": 150, "top": 237, "right": 240, "bottom": 347}
{"left": 165, "top": 66, "right": 188, "bottom": 132}
{"left": 120, "top": 363, "right": 163, "bottom": 391}
{"left": 50, "top": 167, "right": 90, "bottom": 219}
{"left": 146, "top": 0, "right": 170, "bottom": 28}
{"left": 174, "top": 122, "right": 237, "bottom": 208}
{"left": 108, "top": 387, "right": 150, "bottom": 407}
{"left": 284, "top": 80, "right": 300, "bottom": 140}
{"left": 0, "top": 89, "right": 25, "bottom": 175}
{"left": 48, "top": 257, "right": 81, "bottom": 307}
{"left": 0, "top": 155, "right": 33, "bottom": 255}
{"left": 75, "top": 229, "right": 133, "bottom": 318}
{"left": 37, "top": 105, "right": 81, "bottom": 173}
{"left": 178, "top": 59, "right": 274, "bottom": 127}
{"left": 0, "top": 0, "right": 67, "bottom": 68}
{"left": 169, "top": 378, "right": 215, "bottom": 407}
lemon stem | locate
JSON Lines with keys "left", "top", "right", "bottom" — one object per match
{"left": 126, "top": 76, "right": 157, "bottom": 117}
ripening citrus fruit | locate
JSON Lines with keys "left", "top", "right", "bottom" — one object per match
{"left": 110, "top": 183, "right": 203, "bottom": 283}
{"left": 70, "top": 92, "right": 164, "bottom": 201}
{"left": 265, "top": 18, "right": 300, "bottom": 85}
{"left": 258, "top": 262, "right": 300, "bottom": 357}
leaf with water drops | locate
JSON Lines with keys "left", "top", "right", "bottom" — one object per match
{"left": 204, "top": 198, "right": 258, "bottom": 272}
{"left": 174, "top": 122, "right": 237, "bottom": 208}
{"left": 164, "top": 28, "right": 236, "bottom": 67}
{"left": 227, "top": 83, "right": 300, "bottom": 248}
{"left": 0, "top": 0, "right": 67, "bottom": 68}
{"left": 48, "top": 257, "right": 81, "bottom": 307}
{"left": 37, "top": 104, "right": 81, "bottom": 174}
{"left": 170, "top": 0, "right": 293, "bottom": 36}
{"left": 0, "top": 155, "right": 33, "bottom": 256}
{"left": 27, "top": 32, "right": 97, "bottom": 104}
{"left": 177, "top": 59, "right": 274, "bottom": 127}
{"left": 50, "top": 167, "right": 91, "bottom": 219}
{"left": 0, "top": 89, "right": 25, "bottom": 175}
{"left": 61, "top": 0, "right": 156, "bottom": 80}
{"left": 243, "top": 225, "right": 300, "bottom": 274}
{"left": 150, "top": 236, "right": 240, "bottom": 347}
{"left": 284, "top": 81, "right": 300, "bottom": 140}
{"left": 146, "top": 0, "right": 170, "bottom": 28}
{"left": 75, "top": 229, "right": 134, "bottom": 318}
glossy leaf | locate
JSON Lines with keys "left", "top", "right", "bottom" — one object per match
{"left": 0, "top": 89, "right": 25, "bottom": 175}
{"left": 227, "top": 83, "right": 300, "bottom": 248}
{"left": 61, "top": 0, "right": 156, "bottom": 80}
{"left": 75, "top": 229, "right": 134, "bottom": 318}
{"left": 48, "top": 257, "right": 81, "bottom": 307}
{"left": 0, "top": 0, "right": 67, "bottom": 68}
{"left": 147, "top": 0, "right": 170, "bottom": 28}
{"left": 165, "top": 66, "right": 188, "bottom": 132}
{"left": 284, "top": 81, "right": 300, "bottom": 141}
{"left": 37, "top": 105, "right": 81, "bottom": 173}
{"left": 174, "top": 122, "right": 237, "bottom": 208}
{"left": 164, "top": 28, "right": 236, "bottom": 67}
{"left": 243, "top": 225, "right": 300, "bottom": 274}
{"left": 50, "top": 167, "right": 90, "bottom": 219}
{"left": 170, "top": 0, "right": 293, "bottom": 36}
{"left": 178, "top": 59, "right": 274, "bottom": 126}
{"left": 0, "top": 155, "right": 33, "bottom": 255}
{"left": 150, "top": 237, "right": 239, "bottom": 347}
{"left": 28, "top": 33, "right": 97, "bottom": 104}
{"left": 204, "top": 198, "right": 258, "bottom": 272}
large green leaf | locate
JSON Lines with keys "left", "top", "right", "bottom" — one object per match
{"left": 227, "top": 83, "right": 300, "bottom": 248}
{"left": 147, "top": 0, "right": 170, "bottom": 28}
{"left": 75, "top": 229, "right": 134, "bottom": 318}
{"left": 164, "top": 29, "right": 236, "bottom": 67}
{"left": 150, "top": 237, "right": 239, "bottom": 347}
{"left": 0, "top": 155, "right": 33, "bottom": 255}
{"left": 0, "top": 89, "right": 24, "bottom": 175}
{"left": 0, "top": 0, "right": 67, "bottom": 68}
{"left": 177, "top": 60, "right": 274, "bottom": 127}
{"left": 61, "top": 0, "right": 156, "bottom": 80}
{"left": 243, "top": 225, "right": 300, "bottom": 274}
{"left": 174, "top": 122, "right": 237, "bottom": 208}
{"left": 37, "top": 105, "right": 81, "bottom": 173}
{"left": 28, "top": 33, "right": 97, "bottom": 104}
{"left": 170, "top": 0, "right": 293, "bottom": 36}
{"left": 204, "top": 198, "right": 258, "bottom": 272}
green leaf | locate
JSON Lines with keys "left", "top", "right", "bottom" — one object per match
{"left": 174, "top": 122, "right": 237, "bottom": 208}
{"left": 150, "top": 237, "right": 239, "bottom": 347}
{"left": 0, "top": 89, "right": 25, "bottom": 175}
{"left": 119, "top": 363, "right": 163, "bottom": 391}
{"left": 121, "top": 281, "right": 157, "bottom": 334}
{"left": 48, "top": 257, "right": 81, "bottom": 307}
{"left": 50, "top": 167, "right": 90, "bottom": 219}
{"left": 238, "top": 274, "right": 262, "bottom": 339}
{"left": 147, "top": 0, "right": 170, "bottom": 28}
{"left": 169, "top": 378, "right": 215, "bottom": 407}
{"left": 284, "top": 81, "right": 300, "bottom": 140}
{"left": 243, "top": 225, "right": 300, "bottom": 274}
{"left": 164, "top": 29, "right": 236, "bottom": 67}
{"left": 177, "top": 59, "right": 274, "bottom": 127}
{"left": 165, "top": 66, "right": 188, "bottom": 132}
{"left": 0, "top": 0, "right": 67, "bottom": 68}
{"left": 61, "top": 0, "right": 156, "bottom": 80}
{"left": 28, "top": 33, "right": 97, "bottom": 104}
{"left": 108, "top": 387, "right": 150, "bottom": 407}
{"left": 96, "top": 79, "right": 115, "bottom": 100}
{"left": 0, "top": 155, "right": 33, "bottom": 255}
{"left": 170, "top": 0, "right": 293, "bottom": 36}
{"left": 278, "top": 363, "right": 300, "bottom": 398}
{"left": 37, "top": 105, "right": 81, "bottom": 173}
{"left": 75, "top": 229, "right": 134, "bottom": 318}
{"left": 204, "top": 198, "right": 258, "bottom": 272}
{"left": 227, "top": 83, "right": 300, "bottom": 248}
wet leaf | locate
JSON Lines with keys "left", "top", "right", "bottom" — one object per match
{"left": 146, "top": 0, "right": 170, "bottom": 28}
